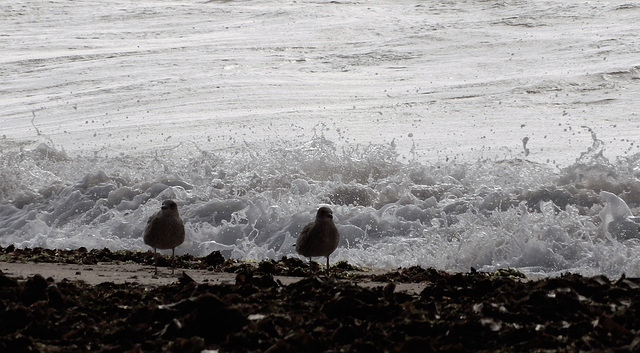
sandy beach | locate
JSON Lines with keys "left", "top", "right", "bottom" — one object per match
{"left": 0, "top": 260, "right": 428, "bottom": 295}
{"left": 2, "top": 247, "right": 640, "bottom": 352}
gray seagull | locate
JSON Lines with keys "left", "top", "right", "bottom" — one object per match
{"left": 144, "top": 199, "right": 185, "bottom": 275}
{"left": 296, "top": 206, "right": 340, "bottom": 271}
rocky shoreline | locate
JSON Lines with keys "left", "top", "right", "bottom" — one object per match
{"left": 1, "top": 247, "right": 640, "bottom": 352}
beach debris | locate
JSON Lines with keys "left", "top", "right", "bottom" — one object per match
{"left": 1, "top": 254, "right": 640, "bottom": 351}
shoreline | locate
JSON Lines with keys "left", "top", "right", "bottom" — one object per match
{"left": 0, "top": 246, "right": 530, "bottom": 292}
{"left": 2, "top": 247, "right": 639, "bottom": 352}
{"left": 0, "top": 261, "right": 434, "bottom": 296}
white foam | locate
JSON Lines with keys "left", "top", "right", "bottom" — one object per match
{"left": 2, "top": 0, "right": 640, "bottom": 277}
{"left": 599, "top": 191, "right": 640, "bottom": 240}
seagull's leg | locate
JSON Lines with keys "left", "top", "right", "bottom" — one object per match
{"left": 308, "top": 257, "right": 316, "bottom": 274}
{"left": 171, "top": 247, "right": 175, "bottom": 274}
{"left": 153, "top": 248, "right": 158, "bottom": 275}
{"left": 326, "top": 256, "right": 330, "bottom": 272}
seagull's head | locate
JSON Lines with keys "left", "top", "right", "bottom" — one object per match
{"left": 316, "top": 206, "right": 333, "bottom": 220}
{"left": 161, "top": 200, "right": 179, "bottom": 213}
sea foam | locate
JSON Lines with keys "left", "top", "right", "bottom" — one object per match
{"left": 1, "top": 131, "right": 640, "bottom": 277}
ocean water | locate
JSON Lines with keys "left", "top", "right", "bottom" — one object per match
{"left": 2, "top": 0, "right": 640, "bottom": 277}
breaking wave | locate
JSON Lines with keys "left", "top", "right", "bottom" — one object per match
{"left": 1, "top": 129, "right": 640, "bottom": 277}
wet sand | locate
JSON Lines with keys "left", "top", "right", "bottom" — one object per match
{"left": 0, "top": 261, "right": 428, "bottom": 294}
{"left": 1, "top": 247, "right": 639, "bottom": 352}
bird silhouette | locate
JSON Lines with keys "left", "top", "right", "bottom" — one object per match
{"left": 144, "top": 199, "right": 185, "bottom": 275}
{"left": 296, "top": 206, "right": 340, "bottom": 271}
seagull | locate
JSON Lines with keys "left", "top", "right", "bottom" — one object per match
{"left": 296, "top": 206, "right": 340, "bottom": 271}
{"left": 144, "top": 199, "right": 185, "bottom": 275}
